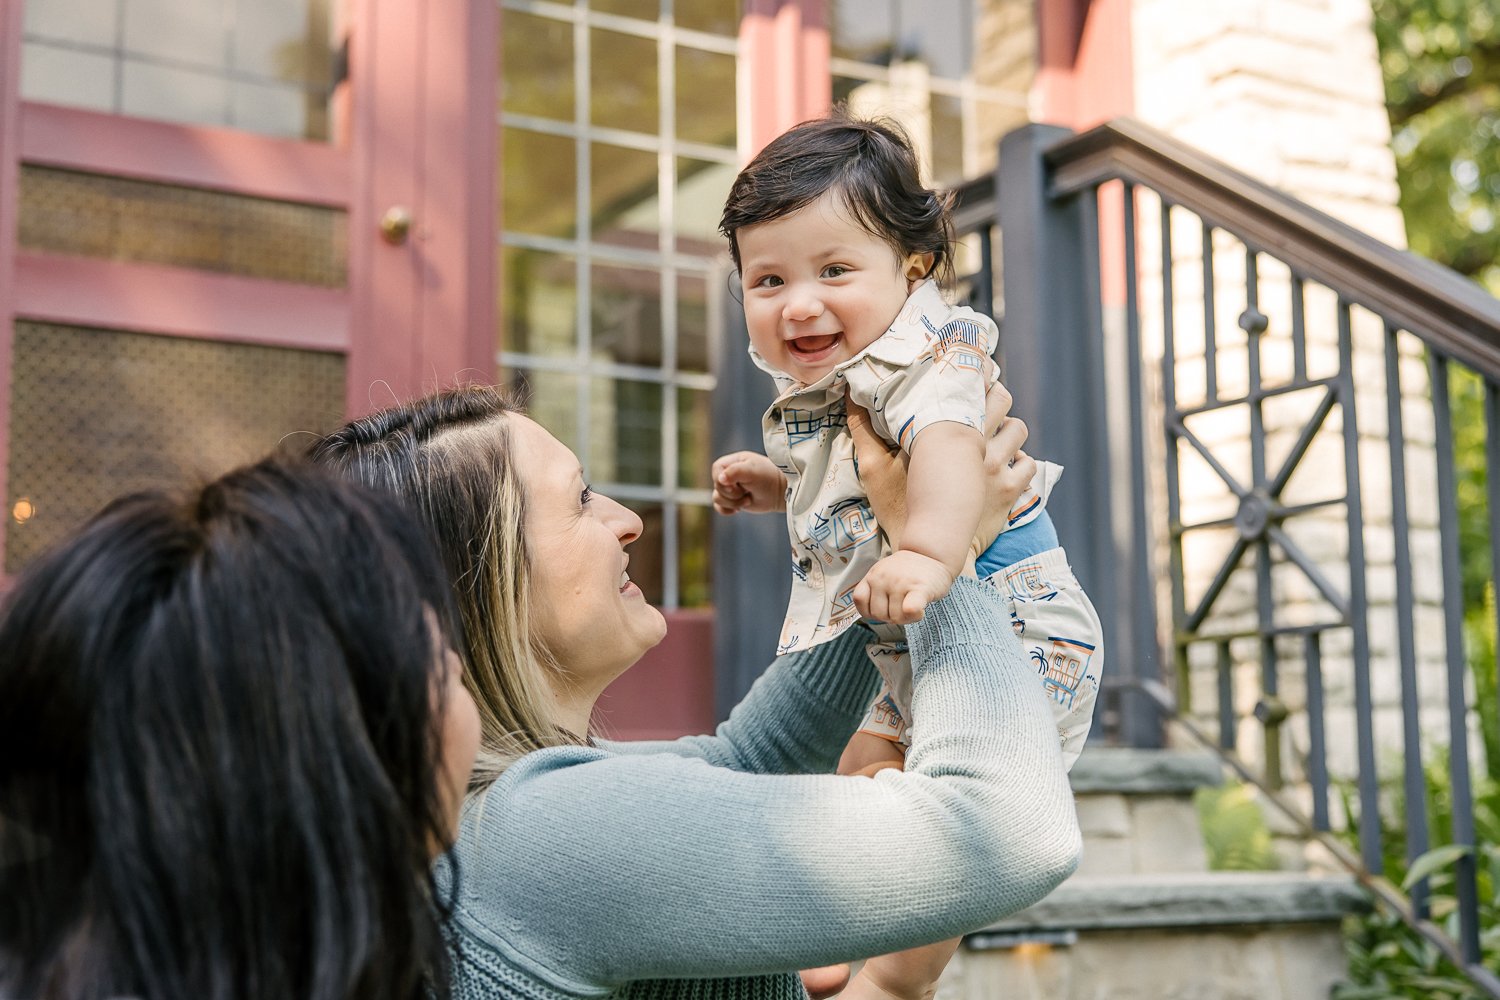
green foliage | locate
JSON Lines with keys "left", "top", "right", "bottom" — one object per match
{"left": 1370, "top": 0, "right": 1500, "bottom": 290}
{"left": 1195, "top": 781, "right": 1281, "bottom": 871}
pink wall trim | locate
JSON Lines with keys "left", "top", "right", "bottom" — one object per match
{"left": 21, "top": 102, "right": 350, "bottom": 207}
{"left": 15, "top": 253, "right": 350, "bottom": 352}
{"left": 742, "top": 0, "right": 832, "bottom": 155}
{"left": 594, "top": 610, "right": 717, "bottom": 740}
{"left": 0, "top": 0, "right": 24, "bottom": 560}
{"left": 1035, "top": 0, "right": 1135, "bottom": 308}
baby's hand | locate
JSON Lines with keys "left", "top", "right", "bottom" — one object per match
{"left": 853, "top": 551, "right": 955, "bottom": 625}
{"left": 711, "top": 451, "right": 787, "bottom": 515}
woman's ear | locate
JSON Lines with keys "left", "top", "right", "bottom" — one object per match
{"left": 903, "top": 252, "right": 936, "bottom": 283}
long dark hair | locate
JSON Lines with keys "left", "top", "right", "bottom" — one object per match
{"left": 719, "top": 107, "right": 957, "bottom": 285}
{"left": 0, "top": 457, "right": 460, "bottom": 1000}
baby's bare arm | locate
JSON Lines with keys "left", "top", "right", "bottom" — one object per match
{"left": 901, "top": 423, "right": 986, "bottom": 578}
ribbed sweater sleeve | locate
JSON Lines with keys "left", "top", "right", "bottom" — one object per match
{"left": 451, "top": 577, "right": 1081, "bottom": 995}
{"left": 597, "top": 624, "right": 880, "bottom": 775}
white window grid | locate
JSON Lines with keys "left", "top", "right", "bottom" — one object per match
{"left": 499, "top": 0, "right": 739, "bottom": 609}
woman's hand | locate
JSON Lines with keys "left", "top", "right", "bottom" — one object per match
{"left": 847, "top": 383, "right": 1035, "bottom": 559}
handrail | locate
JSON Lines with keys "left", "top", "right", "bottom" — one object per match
{"left": 1044, "top": 118, "right": 1500, "bottom": 377}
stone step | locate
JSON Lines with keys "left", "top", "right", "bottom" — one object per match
{"left": 940, "top": 873, "right": 1368, "bottom": 1000}
{"left": 1070, "top": 748, "right": 1226, "bottom": 876}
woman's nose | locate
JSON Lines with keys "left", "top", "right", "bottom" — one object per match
{"left": 599, "top": 493, "right": 643, "bottom": 544}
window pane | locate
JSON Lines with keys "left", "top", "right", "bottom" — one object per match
{"left": 591, "top": 378, "right": 662, "bottom": 487}
{"left": 508, "top": 367, "right": 580, "bottom": 454}
{"left": 233, "top": 0, "right": 331, "bottom": 83}
{"left": 232, "top": 80, "right": 317, "bottom": 139}
{"left": 590, "top": 0, "right": 660, "bottom": 21}
{"left": 931, "top": 92, "right": 965, "bottom": 188}
{"left": 501, "top": 247, "right": 577, "bottom": 357}
{"left": 677, "top": 270, "right": 711, "bottom": 374}
{"left": 620, "top": 500, "right": 665, "bottom": 605}
{"left": 832, "top": 0, "right": 895, "bottom": 65}
{"left": 591, "top": 28, "right": 657, "bottom": 134}
{"left": 676, "top": 46, "right": 735, "bottom": 148}
{"left": 899, "top": 0, "right": 970, "bottom": 80}
{"left": 123, "top": 0, "right": 225, "bottom": 68}
{"left": 675, "top": 158, "right": 733, "bottom": 256}
{"left": 504, "top": 128, "right": 578, "bottom": 239}
{"left": 592, "top": 263, "right": 663, "bottom": 368}
{"left": 679, "top": 503, "right": 712, "bottom": 607}
{"left": 26, "top": 0, "right": 118, "bottom": 47}
{"left": 21, "top": 44, "right": 115, "bottom": 112}
{"left": 502, "top": 9, "right": 574, "bottom": 121}
{"left": 678, "top": 387, "right": 712, "bottom": 489}
{"left": 676, "top": 0, "right": 739, "bottom": 36}
{"left": 122, "top": 63, "right": 230, "bottom": 129}
{"left": 589, "top": 142, "right": 659, "bottom": 249}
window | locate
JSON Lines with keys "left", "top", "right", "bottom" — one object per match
{"left": 499, "top": 0, "right": 739, "bottom": 609}
{"left": 21, "top": 0, "right": 338, "bottom": 140}
{"left": 830, "top": 0, "right": 1027, "bottom": 187}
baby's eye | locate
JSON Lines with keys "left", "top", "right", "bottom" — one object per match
{"left": 821, "top": 265, "right": 848, "bottom": 278}
{"left": 753, "top": 274, "right": 784, "bottom": 288}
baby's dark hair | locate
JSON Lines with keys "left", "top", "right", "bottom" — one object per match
{"left": 719, "top": 108, "right": 956, "bottom": 286}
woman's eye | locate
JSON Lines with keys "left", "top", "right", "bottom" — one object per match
{"left": 580, "top": 484, "right": 594, "bottom": 507}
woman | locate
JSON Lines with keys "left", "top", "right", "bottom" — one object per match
{"left": 0, "top": 458, "right": 481, "bottom": 1000}
{"left": 312, "top": 385, "right": 1081, "bottom": 1000}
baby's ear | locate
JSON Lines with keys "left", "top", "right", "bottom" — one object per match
{"left": 903, "top": 252, "right": 935, "bottom": 282}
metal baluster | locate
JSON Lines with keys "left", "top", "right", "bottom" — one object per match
{"left": 1384, "top": 323, "right": 1430, "bottom": 919}
{"left": 1162, "top": 203, "right": 1189, "bottom": 710}
{"left": 1487, "top": 378, "right": 1500, "bottom": 723}
{"left": 1218, "top": 640, "right": 1235, "bottom": 750}
{"left": 1291, "top": 274, "right": 1307, "bottom": 383}
{"left": 1123, "top": 183, "right": 1158, "bottom": 743}
{"left": 1304, "top": 631, "right": 1330, "bottom": 830}
{"left": 1429, "top": 352, "right": 1483, "bottom": 965}
{"left": 1242, "top": 251, "right": 1282, "bottom": 788}
{"left": 1337, "top": 298, "right": 1382, "bottom": 874}
{"left": 1202, "top": 223, "right": 1218, "bottom": 403}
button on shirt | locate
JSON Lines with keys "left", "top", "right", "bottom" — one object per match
{"left": 752, "top": 280, "right": 1054, "bottom": 656}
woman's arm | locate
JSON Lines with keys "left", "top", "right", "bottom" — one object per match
{"left": 596, "top": 625, "right": 880, "bottom": 775}
{"left": 452, "top": 578, "right": 1081, "bottom": 991}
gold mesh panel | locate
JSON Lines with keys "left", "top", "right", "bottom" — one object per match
{"left": 5, "top": 321, "right": 346, "bottom": 572}
{"left": 18, "top": 166, "right": 347, "bottom": 286}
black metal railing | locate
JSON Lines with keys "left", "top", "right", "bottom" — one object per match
{"left": 954, "top": 119, "right": 1500, "bottom": 997}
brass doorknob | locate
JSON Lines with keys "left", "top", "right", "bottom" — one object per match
{"left": 379, "top": 206, "right": 412, "bottom": 245}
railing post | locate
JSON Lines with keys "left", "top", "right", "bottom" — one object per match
{"left": 712, "top": 291, "right": 792, "bottom": 720}
{"left": 998, "top": 124, "right": 1162, "bottom": 747}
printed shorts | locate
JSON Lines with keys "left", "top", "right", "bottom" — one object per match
{"left": 857, "top": 546, "right": 1104, "bottom": 772}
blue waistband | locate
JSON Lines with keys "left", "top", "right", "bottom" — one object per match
{"left": 976, "top": 510, "right": 1058, "bottom": 577}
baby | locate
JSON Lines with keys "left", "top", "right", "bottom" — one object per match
{"left": 713, "top": 110, "right": 1104, "bottom": 786}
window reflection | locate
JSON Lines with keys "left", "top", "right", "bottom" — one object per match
{"left": 501, "top": 248, "right": 578, "bottom": 358}
{"left": 503, "top": 129, "right": 578, "bottom": 239}
{"left": 676, "top": 47, "right": 736, "bottom": 147}
{"left": 503, "top": 10, "right": 575, "bottom": 121}
{"left": 590, "top": 142, "right": 660, "bottom": 249}
{"left": 22, "top": 0, "right": 336, "bottom": 141}
{"left": 592, "top": 264, "right": 664, "bottom": 368}
{"left": 591, "top": 28, "right": 658, "bottom": 134}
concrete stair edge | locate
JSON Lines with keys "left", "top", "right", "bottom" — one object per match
{"left": 1069, "top": 747, "right": 1226, "bottom": 794}
{"left": 975, "top": 872, "right": 1370, "bottom": 935}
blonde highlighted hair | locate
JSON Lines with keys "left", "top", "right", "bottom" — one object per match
{"left": 310, "top": 385, "right": 583, "bottom": 787}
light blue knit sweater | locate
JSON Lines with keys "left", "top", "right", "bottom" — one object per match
{"left": 446, "top": 577, "right": 1082, "bottom": 999}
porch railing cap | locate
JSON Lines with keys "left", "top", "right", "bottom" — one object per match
{"left": 1039, "top": 117, "right": 1500, "bottom": 376}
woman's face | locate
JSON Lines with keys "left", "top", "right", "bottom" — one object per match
{"left": 510, "top": 415, "right": 667, "bottom": 690}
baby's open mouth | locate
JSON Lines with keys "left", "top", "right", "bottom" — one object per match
{"left": 789, "top": 334, "right": 840, "bottom": 357}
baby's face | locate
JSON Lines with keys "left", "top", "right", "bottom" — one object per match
{"left": 737, "top": 190, "right": 929, "bottom": 385}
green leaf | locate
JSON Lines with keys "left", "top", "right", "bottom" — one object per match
{"left": 1401, "top": 843, "right": 1475, "bottom": 890}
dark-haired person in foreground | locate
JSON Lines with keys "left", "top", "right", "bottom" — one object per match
{"left": 0, "top": 458, "right": 480, "bottom": 1000}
